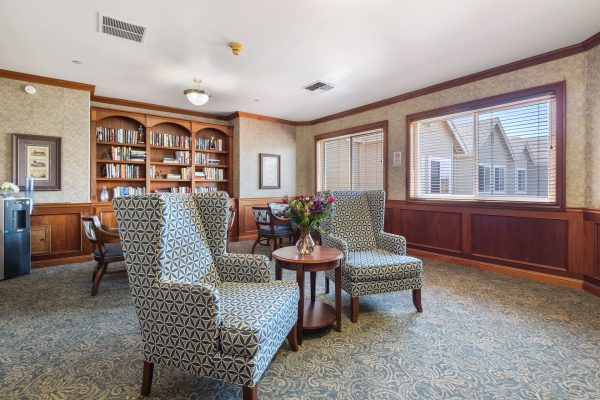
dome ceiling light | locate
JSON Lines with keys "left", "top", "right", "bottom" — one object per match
{"left": 184, "top": 78, "right": 211, "bottom": 106}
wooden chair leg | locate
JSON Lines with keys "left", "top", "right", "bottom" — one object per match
{"left": 141, "top": 361, "right": 154, "bottom": 397}
{"left": 91, "top": 262, "right": 101, "bottom": 282}
{"left": 243, "top": 384, "right": 258, "bottom": 400}
{"left": 287, "top": 324, "right": 299, "bottom": 351}
{"left": 251, "top": 238, "right": 260, "bottom": 254}
{"left": 324, "top": 276, "right": 330, "bottom": 294}
{"left": 91, "top": 262, "right": 107, "bottom": 296}
{"left": 351, "top": 296, "right": 359, "bottom": 323}
{"left": 412, "top": 289, "right": 423, "bottom": 313}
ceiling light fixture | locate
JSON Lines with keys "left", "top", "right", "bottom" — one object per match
{"left": 183, "top": 78, "right": 211, "bottom": 106}
{"left": 228, "top": 42, "right": 243, "bottom": 56}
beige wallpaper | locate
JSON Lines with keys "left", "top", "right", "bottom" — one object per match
{"left": 235, "top": 117, "right": 296, "bottom": 199}
{"left": 0, "top": 77, "right": 90, "bottom": 203}
{"left": 585, "top": 45, "right": 600, "bottom": 208}
{"left": 296, "top": 53, "right": 590, "bottom": 208}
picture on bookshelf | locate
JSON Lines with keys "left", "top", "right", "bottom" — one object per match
{"left": 12, "top": 134, "right": 61, "bottom": 190}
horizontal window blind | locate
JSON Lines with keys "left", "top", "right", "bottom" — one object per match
{"left": 410, "top": 93, "right": 557, "bottom": 203}
{"left": 318, "top": 129, "right": 384, "bottom": 191}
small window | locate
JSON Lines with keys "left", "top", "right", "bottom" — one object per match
{"left": 494, "top": 166, "right": 506, "bottom": 193}
{"left": 316, "top": 123, "right": 386, "bottom": 191}
{"left": 429, "top": 158, "right": 451, "bottom": 194}
{"left": 516, "top": 168, "right": 527, "bottom": 193}
{"left": 478, "top": 164, "right": 491, "bottom": 193}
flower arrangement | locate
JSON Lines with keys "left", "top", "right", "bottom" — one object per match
{"left": 283, "top": 194, "right": 335, "bottom": 231}
{"left": 0, "top": 182, "right": 19, "bottom": 196}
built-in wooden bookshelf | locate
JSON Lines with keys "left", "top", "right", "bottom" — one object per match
{"left": 90, "top": 108, "right": 233, "bottom": 201}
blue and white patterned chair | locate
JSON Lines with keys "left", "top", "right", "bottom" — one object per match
{"left": 320, "top": 190, "right": 423, "bottom": 322}
{"left": 112, "top": 192, "right": 299, "bottom": 400}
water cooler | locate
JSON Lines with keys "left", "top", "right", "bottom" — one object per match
{"left": 0, "top": 198, "right": 31, "bottom": 280}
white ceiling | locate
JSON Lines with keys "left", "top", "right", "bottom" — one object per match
{"left": 0, "top": 0, "right": 598, "bottom": 121}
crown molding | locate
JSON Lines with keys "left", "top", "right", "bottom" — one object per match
{"left": 302, "top": 31, "right": 600, "bottom": 126}
{"left": 0, "top": 69, "right": 95, "bottom": 93}
{"left": 227, "top": 111, "right": 298, "bottom": 126}
{"left": 91, "top": 95, "right": 230, "bottom": 121}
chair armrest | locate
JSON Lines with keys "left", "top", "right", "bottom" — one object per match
{"left": 322, "top": 233, "right": 349, "bottom": 256}
{"left": 98, "top": 226, "right": 121, "bottom": 243}
{"left": 376, "top": 231, "right": 407, "bottom": 255}
{"left": 215, "top": 253, "right": 271, "bottom": 283}
{"left": 155, "top": 279, "right": 222, "bottom": 327}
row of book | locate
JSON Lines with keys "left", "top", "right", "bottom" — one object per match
{"left": 150, "top": 166, "right": 190, "bottom": 180}
{"left": 195, "top": 186, "right": 218, "bottom": 193}
{"left": 195, "top": 137, "right": 224, "bottom": 151}
{"left": 113, "top": 186, "right": 146, "bottom": 197}
{"left": 153, "top": 187, "right": 192, "bottom": 194}
{"left": 165, "top": 151, "right": 191, "bottom": 164}
{"left": 101, "top": 164, "right": 144, "bottom": 179}
{"left": 149, "top": 132, "right": 191, "bottom": 148}
{"left": 194, "top": 153, "right": 221, "bottom": 165}
{"left": 96, "top": 127, "right": 143, "bottom": 144}
{"left": 198, "top": 167, "right": 225, "bottom": 180}
{"left": 107, "top": 146, "right": 146, "bottom": 161}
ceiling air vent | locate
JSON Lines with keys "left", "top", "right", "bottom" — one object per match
{"left": 303, "top": 81, "right": 336, "bottom": 92}
{"left": 98, "top": 13, "right": 148, "bottom": 43}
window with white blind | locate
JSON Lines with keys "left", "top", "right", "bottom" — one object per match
{"left": 316, "top": 125, "right": 386, "bottom": 191}
{"left": 408, "top": 83, "right": 564, "bottom": 206}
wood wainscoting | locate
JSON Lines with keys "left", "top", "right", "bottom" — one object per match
{"left": 29, "top": 198, "right": 600, "bottom": 298}
{"left": 383, "top": 201, "right": 600, "bottom": 295}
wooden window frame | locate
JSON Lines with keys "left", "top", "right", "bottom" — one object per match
{"left": 314, "top": 121, "right": 388, "bottom": 193}
{"left": 405, "top": 81, "right": 566, "bottom": 211}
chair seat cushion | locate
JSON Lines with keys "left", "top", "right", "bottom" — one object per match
{"left": 345, "top": 249, "right": 422, "bottom": 283}
{"left": 258, "top": 226, "right": 292, "bottom": 236}
{"left": 94, "top": 242, "right": 123, "bottom": 258}
{"left": 218, "top": 281, "right": 299, "bottom": 358}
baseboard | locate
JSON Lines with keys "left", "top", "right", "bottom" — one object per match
{"left": 32, "top": 255, "right": 93, "bottom": 269}
{"left": 583, "top": 281, "right": 600, "bottom": 297}
{"left": 409, "top": 248, "right": 584, "bottom": 290}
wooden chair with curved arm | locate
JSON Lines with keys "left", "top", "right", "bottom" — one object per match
{"left": 251, "top": 206, "right": 293, "bottom": 260}
{"left": 81, "top": 215, "right": 126, "bottom": 296}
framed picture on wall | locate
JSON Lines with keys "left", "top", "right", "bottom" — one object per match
{"left": 259, "top": 153, "right": 280, "bottom": 189}
{"left": 12, "top": 134, "right": 61, "bottom": 191}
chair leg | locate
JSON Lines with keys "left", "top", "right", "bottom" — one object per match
{"left": 91, "top": 262, "right": 108, "bottom": 296}
{"left": 141, "top": 361, "right": 154, "bottom": 397}
{"left": 412, "top": 289, "right": 423, "bottom": 313}
{"left": 251, "top": 238, "right": 260, "bottom": 254}
{"left": 91, "top": 262, "right": 101, "bottom": 282}
{"left": 287, "top": 323, "right": 299, "bottom": 351}
{"left": 243, "top": 384, "right": 258, "bottom": 400}
{"left": 351, "top": 296, "right": 359, "bottom": 323}
{"left": 324, "top": 276, "right": 330, "bottom": 294}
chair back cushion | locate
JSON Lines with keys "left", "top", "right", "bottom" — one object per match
{"left": 160, "top": 195, "right": 220, "bottom": 286}
{"left": 321, "top": 190, "right": 383, "bottom": 251}
{"left": 252, "top": 207, "right": 270, "bottom": 224}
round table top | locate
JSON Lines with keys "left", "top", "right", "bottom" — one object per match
{"left": 272, "top": 245, "right": 343, "bottom": 264}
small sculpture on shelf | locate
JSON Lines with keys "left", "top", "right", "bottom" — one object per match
{"left": 100, "top": 186, "right": 110, "bottom": 202}
{"left": 209, "top": 136, "right": 216, "bottom": 150}
{"left": 102, "top": 151, "right": 111, "bottom": 160}
{"left": 138, "top": 125, "right": 145, "bottom": 144}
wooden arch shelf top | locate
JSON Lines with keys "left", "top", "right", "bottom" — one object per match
{"left": 146, "top": 116, "right": 192, "bottom": 131}
{"left": 192, "top": 121, "right": 232, "bottom": 136}
{"left": 91, "top": 108, "right": 146, "bottom": 125}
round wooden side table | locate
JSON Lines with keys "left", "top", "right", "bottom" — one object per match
{"left": 272, "top": 245, "right": 343, "bottom": 345}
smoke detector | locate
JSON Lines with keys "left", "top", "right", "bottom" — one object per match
{"left": 303, "top": 81, "right": 336, "bottom": 92}
{"left": 98, "top": 13, "right": 148, "bottom": 43}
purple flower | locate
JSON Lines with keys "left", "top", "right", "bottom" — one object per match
{"left": 311, "top": 199, "right": 324, "bottom": 214}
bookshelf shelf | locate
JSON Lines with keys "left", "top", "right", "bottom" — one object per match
{"left": 91, "top": 108, "right": 233, "bottom": 201}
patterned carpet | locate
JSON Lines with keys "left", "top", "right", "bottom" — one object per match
{"left": 1, "top": 241, "right": 600, "bottom": 400}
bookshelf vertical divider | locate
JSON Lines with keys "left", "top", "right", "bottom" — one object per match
{"left": 91, "top": 107, "right": 233, "bottom": 202}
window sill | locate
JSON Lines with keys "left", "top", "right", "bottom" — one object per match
{"left": 405, "top": 198, "right": 564, "bottom": 212}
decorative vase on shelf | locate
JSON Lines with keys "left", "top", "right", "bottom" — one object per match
{"left": 296, "top": 226, "right": 316, "bottom": 255}
{"left": 100, "top": 186, "right": 110, "bottom": 202}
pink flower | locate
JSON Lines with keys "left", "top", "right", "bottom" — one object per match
{"left": 282, "top": 196, "right": 289, "bottom": 204}
{"left": 300, "top": 194, "right": 306, "bottom": 200}
{"left": 328, "top": 196, "right": 335, "bottom": 204}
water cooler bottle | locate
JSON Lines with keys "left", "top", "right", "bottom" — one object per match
{"left": 0, "top": 198, "right": 31, "bottom": 280}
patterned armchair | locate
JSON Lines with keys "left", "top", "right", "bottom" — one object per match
{"left": 320, "top": 190, "right": 423, "bottom": 322}
{"left": 113, "top": 192, "right": 299, "bottom": 400}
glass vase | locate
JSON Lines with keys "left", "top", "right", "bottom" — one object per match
{"left": 296, "top": 226, "right": 315, "bottom": 255}
{"left": 100, "top": 186, "right": 110, "bottom": 202}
